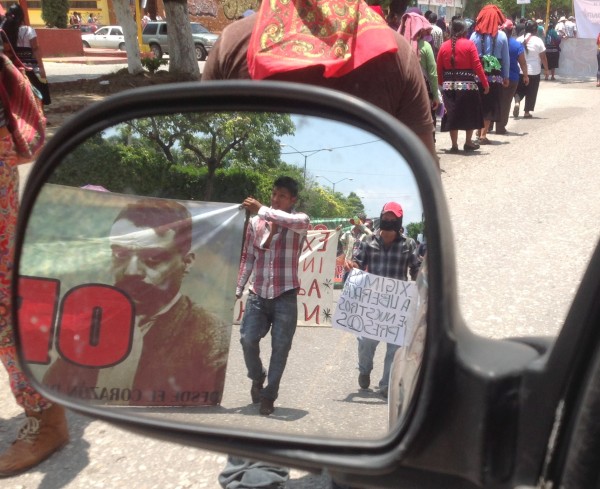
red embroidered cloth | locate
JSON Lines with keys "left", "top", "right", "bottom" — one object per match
{"left": 247, "top": 0, "right": 398, "bottom": 79}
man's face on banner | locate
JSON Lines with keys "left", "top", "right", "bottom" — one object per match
{"left": 109, "top": 218, "right": 195, "bottom": 317}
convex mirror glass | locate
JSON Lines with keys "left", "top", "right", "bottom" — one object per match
{"left": 17, "top": 111, "right": 427, "bottom": 441}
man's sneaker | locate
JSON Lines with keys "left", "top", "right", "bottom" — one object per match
{"left": 0, "top": 404, "right": 69, "bottom": 476}
{"left": 250, "top": 373, "right": 266, "bottom": 404}
{"left": 358, "top": 373, "right": 370, "bottom": 389}
{"left": 259, "top": 398, "right": 275, "bottom": 416}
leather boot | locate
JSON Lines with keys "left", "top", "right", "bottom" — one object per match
{"left": 0, "top": 404, "right": 69, "bottom": 477}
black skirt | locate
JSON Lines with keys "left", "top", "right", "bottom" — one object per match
{"left": 440, "top": 69, "right": 484, "bottom": 131}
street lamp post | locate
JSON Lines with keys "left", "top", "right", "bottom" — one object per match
{"left": 280, "top": 144, "right": 332, "bottom": 185}
{"left": 315, "top": 175, "right": 354, "bottom": 193}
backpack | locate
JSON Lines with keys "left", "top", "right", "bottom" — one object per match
{"left": 0, "top": 42, "right": 46, "bottom": 162}
{"left": 479, "top": 34, "right": 501, "bottom": 74}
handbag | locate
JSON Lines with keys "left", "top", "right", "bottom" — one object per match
{"left": 0, "top": 52, "right": 46, "bottom": 162}
{"left": 25, "top": 69, "right": 51, "bottom": 105}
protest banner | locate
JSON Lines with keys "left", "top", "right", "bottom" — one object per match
{"left": 18, "top": 184, "right": 245, "bottom": 407}
{"left": 574, "top": 0, "right": 600, "bottom": 39}
{"left": 332, "top": 269, "right": 418, "bottom": 346}
{"left": 233, "top": 229, "right": 340, "bottom": 326}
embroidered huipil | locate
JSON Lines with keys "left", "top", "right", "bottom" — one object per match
{"left": 236, "top": 206, "right": 309, "bottom": 299}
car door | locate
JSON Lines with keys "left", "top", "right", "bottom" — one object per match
{"left": 12, "top": 81, "right": 600, "bottom": 489}
{"left": 92, "top": 26, "right": 110, "bottom": 48}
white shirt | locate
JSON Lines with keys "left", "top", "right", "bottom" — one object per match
{"left": 564, "top": 20, "right": 577, "bottom": 38}
{"left": 517, "top": 34, "right": 546, "bottom": 75}
{"left": 17, "top": 25, "right": 36, "bottom": 48}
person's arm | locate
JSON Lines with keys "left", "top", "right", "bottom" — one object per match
{"left": 517, "top": 52, "right": 529, "bottom": 85}
{"left": 352, "top": 240, "right": 368, "bottom": 270}
{"left": 242, "top": 197, "right": 309, "bottom": 232}
{"left": 436, "top": 44, "right": 445, "bottom": 85}
{"left": 539, "top": 50, "right": 549, "bottom": 77}
{"left": 28, "top": 29, "right": 46, "bottom": 78}
{"left": 235, "top": 221, "right": 255, "bottom": 298}
{"left": 258, "top": 207, "right": 310, "bottom": 232}
{"left": 421, "top": 42, "right": 439, "bottom": 105}
{"left": 500, "top": 33, "right": 510, "bottom": 86}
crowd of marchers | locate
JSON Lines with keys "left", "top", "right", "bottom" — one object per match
{"left": 391, "top": 5, "right": 581, "bottom": 154}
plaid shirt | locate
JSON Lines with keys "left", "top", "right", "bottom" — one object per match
{"left": 353, "top": 233, "right": 420, "bottom": 281}
{"left": 236, "top": 206, "right": 309, "bottom": 299}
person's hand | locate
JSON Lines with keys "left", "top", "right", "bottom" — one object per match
{"left": 242, "top": 196, "right": 262, "bottom": 214}
{"left": 523, "top": 75, "right": 530, "bottom": 86}
{"left": 335, "top": 224, "right": 343, "bottom": 231}
{"left": 344, "top": 258, "right": 354, "bottom": 271}
{"left": 483, "top": 85, "right": 490, "bottom": 94}
{"left": 431, "top": 100, "right": 440, "bottom": 111}
{"left": 502, "top": 79, "right": 509, "bottom": 88}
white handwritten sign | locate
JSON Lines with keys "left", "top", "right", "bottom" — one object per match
{"left": 332, "top": 269, "right": 418, "bottom": 346}
{"left": 233, "top": 230, "right": 340, "bottom": 326}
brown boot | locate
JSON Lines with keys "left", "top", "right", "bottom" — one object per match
{"left": 0, "top": 404, "right": 69, "bottom": 477}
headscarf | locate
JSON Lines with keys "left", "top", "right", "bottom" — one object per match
{"left": 247, "top": 0, "right": 398, "bottom": 80}
{"left": 399, "top": 11, "right": 432, "bottom": 60}
{"left": 474, "top": 5, "right": 506, "bottom": 37}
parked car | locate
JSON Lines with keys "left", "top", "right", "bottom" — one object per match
{"left": 13, "top": 81, "right": 600, "bottom": 489}
{"left": 141, "top": 21, "right": 218, "bottom": 60}
{"left": 82, "top": 25, "right": 125, "bottom": 50}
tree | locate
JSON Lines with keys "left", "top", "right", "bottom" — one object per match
{"left": 346, "top": 192, "right": 366, "bottom": 217}
{"left": 406, "top": 221, "right": 424, "bottom": 242}
{"left": 112, "top": 0, "right": 144, "bottom": 75}
{"left": 163, "top": 0, "right": 200, "bottom": 77}
{"left": 41, "top": 0, "right": 69, "bottom": 28}
{"left": 123, "top": 112, "right": 295, "bottom": 199}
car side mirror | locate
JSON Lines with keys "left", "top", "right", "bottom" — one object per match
{"left": 13, "top": 81, "right": 458, "bottom": 483}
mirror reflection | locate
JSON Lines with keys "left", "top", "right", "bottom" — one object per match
{"left": 18, "top": 112, "right": 426, "bottom": 441}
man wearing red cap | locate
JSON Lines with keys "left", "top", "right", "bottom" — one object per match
{"left": 351, "top": 201, "right": 420, "bottom": 398}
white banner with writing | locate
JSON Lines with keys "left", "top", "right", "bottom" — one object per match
{"left": 574, "top": 0, "right": 600, "bottom": 38}
{"left": 233, "top": 229, "right": 340, "bottom": 326}
{"left": 331, "top": 269, "right": 418, "bottom": 346}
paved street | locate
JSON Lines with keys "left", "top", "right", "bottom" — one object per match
{"left": 3, "top": 67, "right": 600, "bottom": 488}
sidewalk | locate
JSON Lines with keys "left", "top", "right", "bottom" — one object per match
{"left": 44, "top": 48, "right": 128, "bottom": 64}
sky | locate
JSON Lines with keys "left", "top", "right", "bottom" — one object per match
{"left": 279, "top": 114, "right": 424, "bottom": 227}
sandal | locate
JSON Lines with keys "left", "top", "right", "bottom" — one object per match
{"left": 523, "top": 113, "right": 533, "bottom": 119}
{"left": 447, "top": 146, "right": 460, "bottom": 154}
{"left": 476, "top": 137, "right": 491, "bottom": 145}
{"left": 463, "top": 142, "right": 480, "bottom": 152}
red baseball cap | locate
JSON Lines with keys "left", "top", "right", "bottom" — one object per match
{"left": 382, "top": 202, "right": 403, "bottom": 218}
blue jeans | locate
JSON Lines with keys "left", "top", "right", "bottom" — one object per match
{"left": 357, "top": 337, "right": 399, "bottom": 389}
{"left": 240, "top": 291, "right": 298, "bottom": 401}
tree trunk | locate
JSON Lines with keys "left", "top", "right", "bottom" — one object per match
{"left": 164, "top": 0, "right": 201, "bottom": 79}
{"left": 112, "top": 0, "right": 144, "bottom": 75}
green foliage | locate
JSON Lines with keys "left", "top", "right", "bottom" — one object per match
{"left": 406, "top": 221, "right": 425, "bottom": 242}
{"left": 140, "top": 52, "right": 168, "bottom": 74}
{"left": 41, "top": 0, "right": 69, "bottom": 28}
{"left": 47, "top": 113, "right": 364, "bottom": 217}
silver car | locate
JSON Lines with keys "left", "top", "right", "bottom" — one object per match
{"left": 142, "top": 21, "right": 218, "bottom": 61}
{"left": 82, "top": 26, "right": 125, "bottom": 50}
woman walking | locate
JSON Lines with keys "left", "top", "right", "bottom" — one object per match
{"left": 469, "top": 5, "right": 510, "bottom": 145}
{"left": 544, "top": 22, "right": 561, "bottom": 81}
{"left": 514, "top": 20, "right": 549, "bottom": 118}
{"left": 0, "top": 52, "right": 69, "bottom": 477}
{"left": 437, "top": 18, "right": 489, "bottom": 152}
{"left": 399, "top": 11, "right": 440, "bottom": 144}
{"left": 2, "top": 4, "right": 50, "bottom": 105}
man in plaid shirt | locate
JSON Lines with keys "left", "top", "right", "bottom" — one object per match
{"left": 236, "top": 176, "right": 310, "bottom": 415}
{"left": 352, "top": 201, "right": 420, "bottom": 398}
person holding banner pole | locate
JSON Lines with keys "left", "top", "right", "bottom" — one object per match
{"left": 235, "top": 176, "right": 309, "bottom": 416}
{"left": 352, "top": 202, "right": 420, "bottom": 399}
